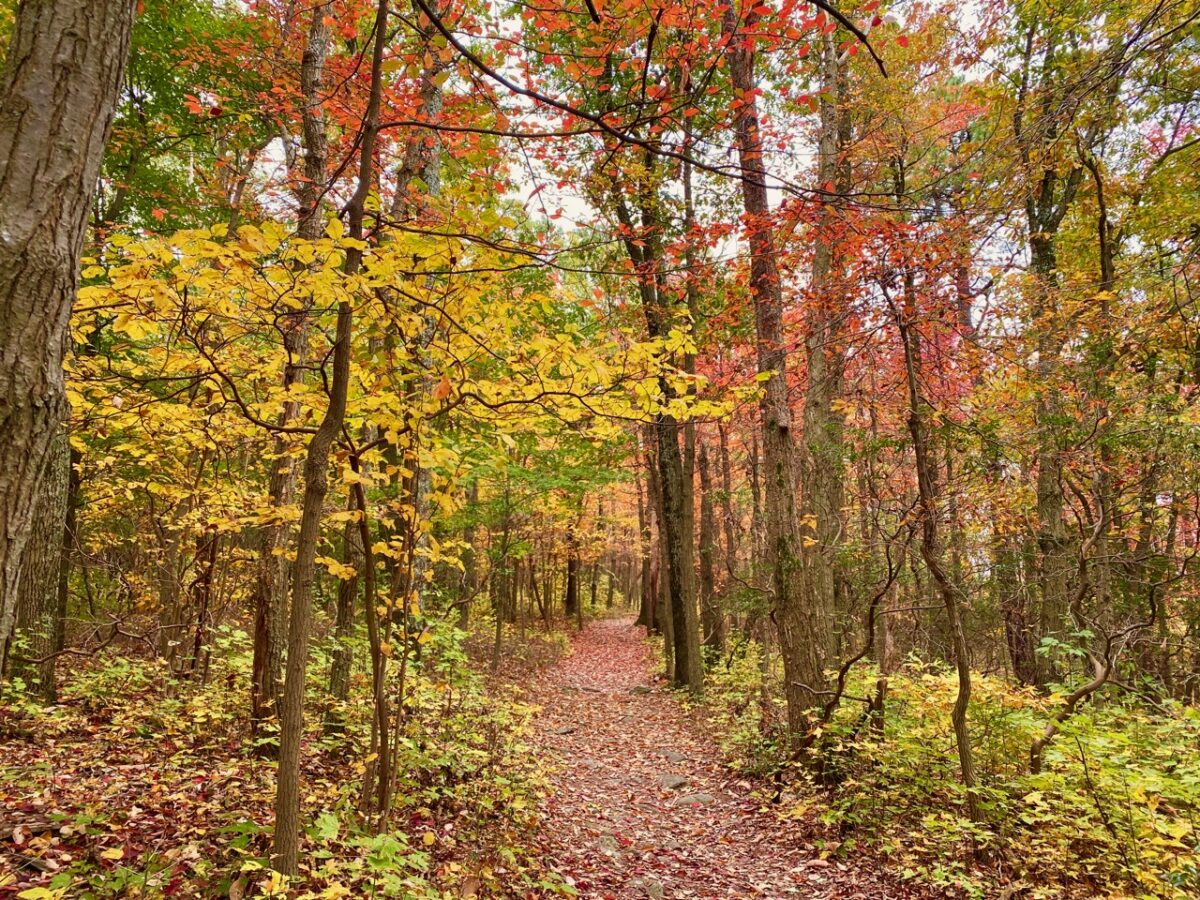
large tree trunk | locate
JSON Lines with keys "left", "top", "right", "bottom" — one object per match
{"left": 656, "top": 416, "right": 702, "bottom": 689}
{"left": 797, "top": 30, "right": 847, "bottom": 686}
{"left": 9, "top": 432, "right": 69, "bottom": 698}
{"left": 725, "top": 7, "right": 829, "bottom": 729}
{"left": 0, "top": 0, "right": 136, "bottom": 678}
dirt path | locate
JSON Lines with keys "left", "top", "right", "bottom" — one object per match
{"left": 530, "top": 619, "right": 919, "bottom": 899}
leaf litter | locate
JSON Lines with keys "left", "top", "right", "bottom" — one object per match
{"left": 527, "top": 619, "right": 937, "bottom": 899}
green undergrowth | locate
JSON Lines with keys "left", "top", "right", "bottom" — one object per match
{"left": 0, "top": 617, "right": 572, "bottom": 898}
{"left": 701, "top": 643, "right": 1200, "bottom": 899}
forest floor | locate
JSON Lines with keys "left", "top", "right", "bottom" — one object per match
{"left": 527, "top": 618, "right": 928, "bottom": 899}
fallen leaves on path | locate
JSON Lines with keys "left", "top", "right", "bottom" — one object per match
{"left": 528, "top": 619, "right": 936, "bottom": 900}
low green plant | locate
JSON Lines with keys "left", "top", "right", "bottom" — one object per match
{"left": 703, "top": 642, "right": 1200, "bottom": 898}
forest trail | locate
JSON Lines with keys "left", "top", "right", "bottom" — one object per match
{"left": 530, "top": 619, "right": 913, "bottom": 899}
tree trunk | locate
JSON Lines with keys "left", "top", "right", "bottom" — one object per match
{"left": 895, "top": 283, "right": 983, "bottom": 824}
{"left": 0, "top": 0, "right": 136, "bottom": 678}
{"left": 325, "top": 494, "right": 361, "bottom": 733}
{"left": 458, "top": 480, "right": 478, "bottom": 630}
{"left": 48, "top": 443, "right": 82, "bottom": 701}
{"left": 9, "top": 432, "right": 69, "bottom": 698}
{"left": 636, "top": 459, "right": 655, "bottom": 631}
{"left": 717, "top": 423, "right": 738, "bottom": 586}
{"left": 564, "top": 529, "right": 579, "bottom": 619}
{"left": 250, "top": 4, "right": 331, "bottom": 736}
{"left": 273, "top": 0, "right": 388, "bottom": 875}
{"left": 725, "top": 6, "right": 828, "bottom": 728}
{"left": 796, "top": 30, "right": 847, "bottom": 689}
{"left": 656, "top": 417, "right": 702, "bottom": 689}
{"left": 698, "top": 440, "right": 725, "bottom": 653}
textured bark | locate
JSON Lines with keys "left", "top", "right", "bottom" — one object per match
{"left": 9, "top": 432, "right": 69, "bottom": 698}
{"left": 725, "top": 7, "right": 828, "bottom": 726}
{"left": 656, "top": 417, "right": 702, "bottom": 688}
{"left": 0, "top": 0, "right": 136, "bottom": 678}
{"left": 796, "top": 31, "right": 847, "bottom": 686}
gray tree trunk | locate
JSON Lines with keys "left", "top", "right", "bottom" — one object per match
{"left": 0, "top": 0, "right": 136, "bottom": 678}
{"left": 9, "top": 432, "right": 69, "bottom": 698}
{"left": 796, "top": 32, "right": 847, "bottom": 693}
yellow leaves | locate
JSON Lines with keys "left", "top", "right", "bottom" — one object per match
{"left": 316, "top": 556, "right": 358, "bottom": 581}
{"left": 112, "top": 312, "right": 155, "bottom": 341}
{"left": 422, "top": 831, "right": 437, "bottom": 847}
{"left": 100, "top": 847, "right": 125, "bottom": 860}
{"left": 17, "top": 889, "right": 68, "bottom": 900}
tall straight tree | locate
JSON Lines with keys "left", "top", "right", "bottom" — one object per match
{"left": 273, "top": 0, "right": 390, "bottom": 875}
{"left": 249, "top": 0, "right": 332, "bottom": 737}
{"left": 798, "top": 31, "right": 849, "bottom": 672}
{"left": 723, "top": 5, "right": 830, "bottom": 730}
{"left": 0, "top": 0, "right": 136, "bottom": 676}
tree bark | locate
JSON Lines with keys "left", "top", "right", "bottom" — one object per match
{"left": 0, "top": 0, "right": 136, "bottom": 678}
{"left": 250, "top": 3, "right": 332, "bottom": 736}
{"left": 796, "top": 30, "right": 847, "bottom": 688}
{"left": 325, "top": 493, "right": 361, "bottom": 733}
{"left": 9, "top": 432, "right": 69, "bottom": 698}
{"left": 273, "top": 0, "right": 388, "bottom": 875}
{"left": 698, "top": 440, "right": 725, "bottom": 653}
{"left": 725, "top": 7, "right": 828, "bottom": 728}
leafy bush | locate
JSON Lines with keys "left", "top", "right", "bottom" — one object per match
{"left": 703, "top": 645, "right": 1200, "bottom": 898}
